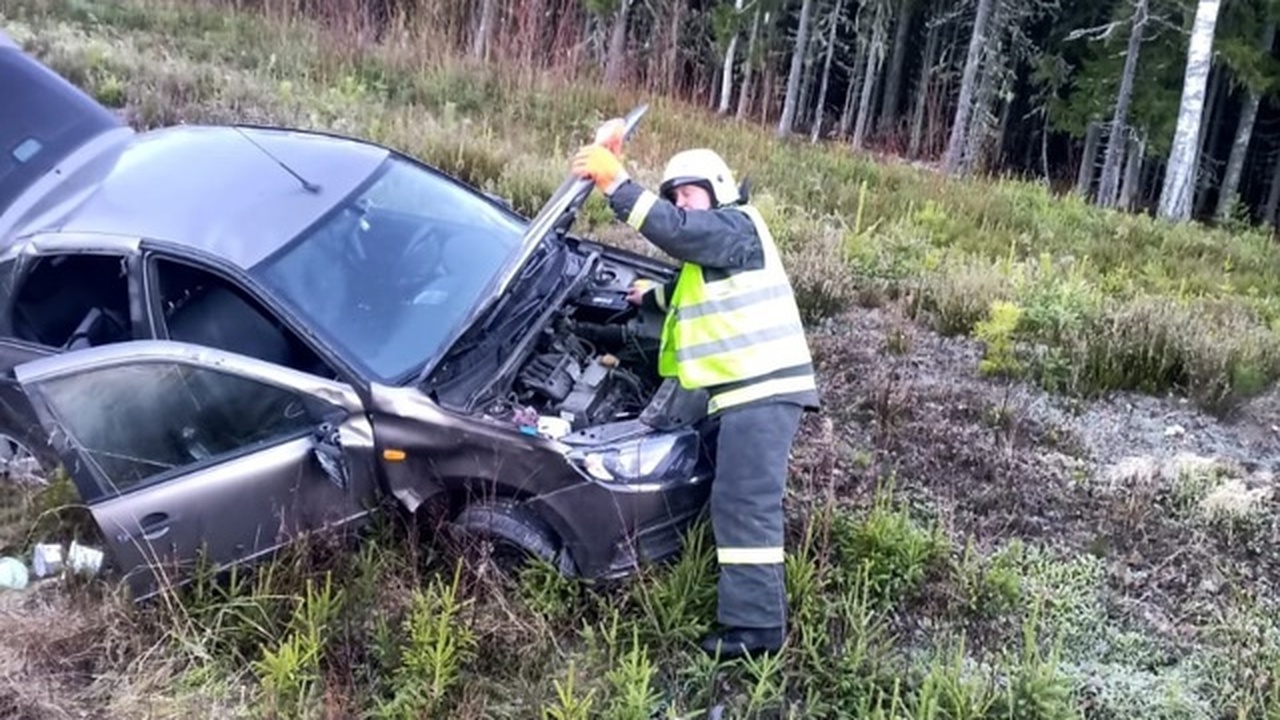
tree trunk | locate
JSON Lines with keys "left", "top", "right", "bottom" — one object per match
{"left": 777, "top": 0, "right": 816, "bottom": 137}
{"left": 1158, "top": 0, "right": 1222, "bottom": 221}
{"left": 853, "top": 1, "right": 887, "bottom": 150}
{"left": 943, "top": 0, "right": 995, "bottom": 175}
{"left": 1216, "top": 23, "right": 1274, "bottom": 222}
{"left": 762, "top": 48, "right": 778, "bottom": 125}
{"left": 961, "top": 43, "right": 996, "bottom": 174}
{"left": 908, "top": 12, "right": 940, "bottom": 158}
{"left": 718, "top": 0, "right": 747, "bottom": 114}
{"left": 1076, "top": 120, "right": 1101, "bottom": 197}
{"left": 812, "top": 0, "right": 846, "bottom": 143}
{"left": 604, "top": 0, "right": 632, "bottom": 88}
{"left": 878, "top": 0, "right": 916, "bottom": 135}
{"left": 736, "top": 5, "right": 762, "bottom": 120}
{"left": 661, "top": 0, "right": 685, "bottom": 95}
{"left": 1264, "top": 145, "right": 1280, "bottom": 225}
{"left": 841, "top": 31, "right": 868, "bottom": 136}
{"left": 1097, "top": 0, "right": 1147, "bottom": 208}
{"left": 1119, "top": 131, "right": 1146, "bottom": 210}
{"left": 471, "top": 0, "right": 499, "bottom": 62}
{"left": 1194, "top": 66, "right": 1227, "bottom": 215}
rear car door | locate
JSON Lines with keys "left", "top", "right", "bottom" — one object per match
{"left": 12, "top": 341, "right": 378, "bottom": 598}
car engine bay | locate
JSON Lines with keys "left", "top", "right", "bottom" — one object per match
{"left": 492, "top": 257, "right": 672, "bottom": 432}
{"left": 426, "top": 245, "right": 706, "bottom": 440}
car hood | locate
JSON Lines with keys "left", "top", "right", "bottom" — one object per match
{"left": 0, "top": 30, "right": 136, "bottom": 242}
{"left": 416, "top": 104, "right": 648, "bottom": 383}
{"left": 496, "top": 104, "right": 647, "bottom": 299}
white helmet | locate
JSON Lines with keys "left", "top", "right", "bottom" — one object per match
{"left": 660, "top": 149, "right": 740, "bottom": 207}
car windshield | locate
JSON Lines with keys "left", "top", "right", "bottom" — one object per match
{"left": 252, "top": 156, "right": 526, "bottom": 382}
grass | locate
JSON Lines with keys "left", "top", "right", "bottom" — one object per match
{"left": 1, "top": 0, "right": 1280, "bottom": 718}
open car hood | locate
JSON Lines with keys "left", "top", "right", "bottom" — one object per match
{"left": 494, "top": 103, "right": 648, "bottom": 299}
{"left": 415, "top": 104, "right": 648, "bottom": 384}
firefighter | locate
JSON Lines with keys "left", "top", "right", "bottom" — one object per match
{"left": 571, "top": 121, "right": 819, "bottom": 660}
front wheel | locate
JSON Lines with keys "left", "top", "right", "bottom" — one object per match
{"left": 447, "top": 501, "right": 576, "bottom": 578}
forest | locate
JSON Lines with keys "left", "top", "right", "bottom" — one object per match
{"left": 318, "top": 0, "right": 1277, "bottom": 228}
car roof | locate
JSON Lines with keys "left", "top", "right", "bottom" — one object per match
{"left": 21, "top": 124, "right": 390, "bottom": 269}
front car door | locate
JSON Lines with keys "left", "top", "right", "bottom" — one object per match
{"left": 13, "top": 340, "right": 378, "bottom": 598}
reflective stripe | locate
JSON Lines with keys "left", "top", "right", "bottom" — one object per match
{"left": 676, "top": 322, "right": 807, "bottom": 363}
{"left": 628, "top": 191, "right": 658, "bottom": 231}
{"left": 709, "top": 374, "right": 817, "bottom": 413}
{"left": 718, "top": 547, "right": 785, "bottom": 564}
{"left": 675, "top": 283, "right": 793, "bottom": 321}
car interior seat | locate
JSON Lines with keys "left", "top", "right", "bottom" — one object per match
{"left": 166, "top": 285, "right": 292, "bottom": 368}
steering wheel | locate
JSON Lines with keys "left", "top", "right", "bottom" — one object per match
{"left": 397, "top": 223, "right": 449, "bottom": 304}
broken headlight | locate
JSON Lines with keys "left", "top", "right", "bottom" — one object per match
{"left": 569, "top": 429, "right": 700, "bottom": 485}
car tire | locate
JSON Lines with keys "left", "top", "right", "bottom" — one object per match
{"left": 448, "top": 501, "right": 576, "bottom": 577}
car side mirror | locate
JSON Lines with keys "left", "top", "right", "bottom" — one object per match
{"left": 311, "top": 423, "right": 349, "bottom": 490}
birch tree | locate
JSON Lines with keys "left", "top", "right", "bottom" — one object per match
{"left": 1097, "top": 0, "right": 1149, "bottom": 208}
{"left": 812, "top": 0, "right": 847, "bottom": 142}
{"left": 718, "top": 0, "right": 748, "bottom": 113}
{"left": 1216, "top": 18, "right": 1276, "bottom": 221}
{"left": 777, "top": 0, "right": 816, "bottom": 136}
{"left": 737, "top": 4, "right": 764, "bottom": 119}
{"left": 943, "top": 0, "right": 996, "bottom": 175}
{"left": 1158, "top": 0, "right": 1223, "bottom": 220}
{"left": 853, "top": 0, "right": 889, "bottom": 149}
{"left": 471, "top": 0, "right": 499, "bottom": 61}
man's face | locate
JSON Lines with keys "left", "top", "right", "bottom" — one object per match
{"left": 673, "top": 183, "right": 713, "bottom": 210}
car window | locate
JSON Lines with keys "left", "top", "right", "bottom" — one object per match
{"left": 253, "top": 156, "right": 525, "bottom": 382}
{"left": 154, "top": 258, "right": 338, "bottom": 379}
{"left": 11, "top": 254, "right": 131, "bottom": 349}
{"left": 37, "top": 361, "right": 338, "bottom": 498}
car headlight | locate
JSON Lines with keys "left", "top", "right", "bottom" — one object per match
{"left": 569, "top": 429, "right": 701, "bottom": 485}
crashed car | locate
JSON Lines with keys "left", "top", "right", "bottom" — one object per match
{"left": 0, "top": 33, "right": 715, "bottom": 598}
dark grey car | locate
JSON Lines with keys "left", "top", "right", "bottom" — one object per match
{"left": 0, "top": 32, "right": 714, "bottom": 598}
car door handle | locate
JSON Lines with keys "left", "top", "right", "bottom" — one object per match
{"left": 136, "top": 512, "right": 171, "bottom": 542}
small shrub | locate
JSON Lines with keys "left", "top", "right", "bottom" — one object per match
{"left": 974, "top": 301, "right": 1025, "bottom": 378}
{"left": 955, "top": 538, "right": 1024, "bottom": 619}
{"left": 518, "top": 558, "right": 583, "bottom": 621}
{"left": 374, "top": 562, "right": 475, "bottom": 719}
{"left": 784, "top": 224, "right": 860, "bottom": 325}
{"left": 543, "top": 659, "right": 597, "bottom": 720}
{"left": 830, "top": 481, "right": 947, "bottom": 608}
{"left": 630, "top": 521, "right": 717, "bottom": 647}
{"left": 603, "top": 628, "right": 662, "bottom": 720}
{"left": 988, "top": 617, "right": 1079, "bottom": 720}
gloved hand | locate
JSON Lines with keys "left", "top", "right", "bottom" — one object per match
{"left": 593, "top": 117, "right": 626, "bottom": 155}
{"left": 572, "top": 144, "right": 628, "bottom": 195}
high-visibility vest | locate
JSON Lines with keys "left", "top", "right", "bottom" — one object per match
{"left": 657, "top": 205, "right": 814, "bottom": 410}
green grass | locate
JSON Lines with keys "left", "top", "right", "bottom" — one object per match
{"left": 3, "top": 0, "right": 1280, "bottom": 717}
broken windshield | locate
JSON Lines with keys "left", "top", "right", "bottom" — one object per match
{"left": 252, "top": 156, "right": 526, "bottom": 382}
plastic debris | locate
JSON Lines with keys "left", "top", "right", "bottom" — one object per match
{"left": 67, "top": 541, "right": 104, "bottom": 575}
{"left": 31, "top": 543, "right": 64, "bottom": 578}
{"left": 0, "top": 556, "right": 29, "bottom": 590}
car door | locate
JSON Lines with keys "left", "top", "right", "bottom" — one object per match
{"left": 12, "top": 340, "right": 378, "bottom": 599}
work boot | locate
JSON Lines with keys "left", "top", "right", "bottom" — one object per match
{"left": 698, "top": 626, "right": 785, "bottom": 660}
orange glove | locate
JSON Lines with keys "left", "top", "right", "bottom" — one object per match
{"left": 593, "top": 117, "right": 626, "bottom": 155}
{"left": 572, "top": 144, "right": 628, "bottom": 195}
